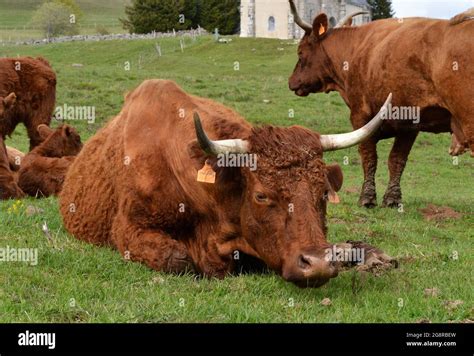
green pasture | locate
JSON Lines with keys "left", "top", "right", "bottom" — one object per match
{"left": 0, "top": 35, "right": 472, "bottom": 322}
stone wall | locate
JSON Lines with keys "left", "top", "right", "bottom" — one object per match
{"left": 3, "top": 29, "right": 208, "bottom": 46}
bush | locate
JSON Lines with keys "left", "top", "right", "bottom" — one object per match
{"left": 30, "top": 2, "right": 79, "bottom": 38}
{"left": 48, "top": 0, "right": 84, "bottom": 22}
{"left": 96, "top": 25, "right": 110, "bottom": 35}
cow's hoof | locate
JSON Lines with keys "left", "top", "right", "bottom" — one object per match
{"left": 358, "top": 195, "right": 377, "bottom": 208}
{"left": 382, "top": 196, "right": 401, "bottom": 208}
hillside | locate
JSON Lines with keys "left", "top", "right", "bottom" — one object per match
{"left": 0, "top": 0, "right": 130, "bottom": 41}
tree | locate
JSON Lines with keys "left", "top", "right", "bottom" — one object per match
{"left": 199, "top": 0, "right": 240, "bottom": 35}
{"left": 50, "top": 0, "right": 84, "bottom": 22}
{"left": 367, "top": 0, "right": 395, "bottom": 20}
{"left": 30, "top": 2, "right": 79, "bottom": 38}
{"left": 120, "top": 0, "right": 240, "bottom": 35}
{"left": 121, "top": 0, "right": 194, "bottom": 34}
{"left": 184, "top": 0, "right": 201, "bottom": 28}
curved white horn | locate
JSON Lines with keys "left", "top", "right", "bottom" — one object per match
{"left": 194, "top": 113, "right": 249, "bottom": 155}
{"left": 320, "top": 93, "right": 392, "bottom": 151}
{"left": 335, "top": 11, "right": 370, "bottom": 28}
{"left": 289, "top": 0, "right": 312, "bottom": 33}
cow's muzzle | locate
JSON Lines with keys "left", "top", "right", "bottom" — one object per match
{"left": 282, "top": 252, "right": 338, "bottom": 288}
{"left": 288, "top": 80, "right": 323, "bottom": 97}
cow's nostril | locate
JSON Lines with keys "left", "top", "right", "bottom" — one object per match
{"left": 297, "top": 254, "right": 313, "bottom": 269}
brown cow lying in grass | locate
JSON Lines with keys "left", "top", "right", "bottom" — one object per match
{"left": 18, "top": 124, "right": 82, "bottom": 198}
{"left": 0, "top": 92, "right": 25, "bottom": 199}
{"left": 60, "top": 79, "right": 394, "bottom": 288}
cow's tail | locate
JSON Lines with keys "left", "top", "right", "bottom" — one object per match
{"left": 449, "top": 7, "right": 474, "bottom": 25}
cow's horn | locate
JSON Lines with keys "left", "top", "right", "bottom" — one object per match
{"left": 320, "top": 93, "right": 392, "bottom": 151}
{"left": 289, "top": 0, "right": 312, "bottom": 33}
{"left": 194, "top": 113, "right": 249, "bottom": 155}
{"left": 335, "top": 11, "right": 370, "bottom": 28}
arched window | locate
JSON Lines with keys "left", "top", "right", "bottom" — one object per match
{"left": 268, "top": 16, "right": 276, "bottom": 32}
{"left": 329, "top": 17, "right": 337, "bottom": 28}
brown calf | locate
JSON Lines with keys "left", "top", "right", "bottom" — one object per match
{"left": 18, "top": 124, "right": 82, "bottom": 198}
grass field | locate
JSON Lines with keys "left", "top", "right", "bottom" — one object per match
{"left": 0, "top": 0, "right": 129, "bottom": 42}
{"left": 0, "top": 35, "right": 473, "bottom": 323}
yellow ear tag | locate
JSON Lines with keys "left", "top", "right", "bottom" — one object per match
{"left": 319, "top": 23, "right": 326, "bottom": 36}
{"left": 328, "top": 191, "right": 340, "bottom": 204}
{"left": 197, "top": 160, "right": 216, "bottom": 184}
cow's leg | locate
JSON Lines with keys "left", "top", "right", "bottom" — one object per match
{"left": 358, "top": 138, "right": 379, "bottom": 208}
{"left": 111, "top": 214, "right": 195, "bottom": 274}
{"left": 382, "top": 132, "right": 418, "bottom": 208}
{"left": 453, "top": 116, "right": 474, "bottom": 157}
{"left": 25, "top": 123, "right": 43, "bottom": 150}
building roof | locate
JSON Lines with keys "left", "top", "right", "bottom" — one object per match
{"left": 348, "top": 0, "right": 370, "bottom": 8}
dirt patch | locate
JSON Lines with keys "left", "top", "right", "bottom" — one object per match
{"left": 443, "top": 300, "right": 464, "bottom": 312}
{"left": 424, "top": 288, "right": 440, "bottom": 297}
{"left": 320, "top": 298, "right": 332, "bottom": 306}
{"left": 416, "top": 318, "right": 431, "bottom": 323}
{"left": 419, "top": 204, "right": 463, "bottom": 222}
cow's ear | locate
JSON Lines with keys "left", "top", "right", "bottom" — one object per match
{"left": 312, "top": 13, "right": 329, "bottom": 38}
{"left": 3, "top": 92, "right": 16, "bottom": 109}
{"left": 326, "top": 163, "right": 343, "bottom": 192}
{"left": 62, "top": 125, "right": 72, "bottom": 137}
{"left": 37, "top": 124, "right": 54, "bottom": 140}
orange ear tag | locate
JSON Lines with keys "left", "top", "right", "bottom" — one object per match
{"left": 328, "top": 191, "right": 340, "bottom": 204}
{"left": 197, "top": 160, "right": 216, "bottom": 184}
{"left": 319, "top": 23, "right": 326, "bottom": 36}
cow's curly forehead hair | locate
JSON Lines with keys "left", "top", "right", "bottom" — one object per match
{"left": 247, "top": 126, "right": 327, "bottom": 196}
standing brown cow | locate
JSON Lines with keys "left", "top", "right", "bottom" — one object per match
{"left": 0, "top": 92, "right": 24, "bottom": 199}
{"left": 0, "top": 57, "right": 56, "bottom": 149}
{"left": 288, "top": 1, "right": 474, "bottom": 208}
{"left": 60, "top": 79, "right": 391, "bottom": 288}
{"left": 0, "top": 57, "right": 56, "bottom": 199}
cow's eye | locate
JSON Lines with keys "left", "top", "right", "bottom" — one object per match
{"left": 254, "top": 192, "right": 268, "bottom": 203}
{"left": 323, "top": 190, "right": 329, "bottom": 201}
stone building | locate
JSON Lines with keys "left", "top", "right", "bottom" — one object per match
{"left": 240, "top": 0, "right": 371, "bottom": 39}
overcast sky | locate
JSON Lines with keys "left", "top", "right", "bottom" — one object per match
{"left": 392, "top": 0, "right": 474, "bottom": 19}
